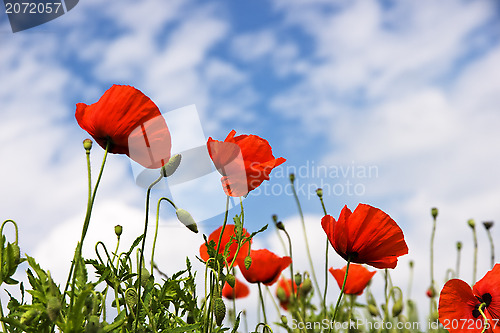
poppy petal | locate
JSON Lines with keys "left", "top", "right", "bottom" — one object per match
{"left": 439, "top": 279, "right": 484, "bottom": 333}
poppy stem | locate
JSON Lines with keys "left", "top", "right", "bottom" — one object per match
{"left": 66, "top": 140, "right": 109, "bottom": 310}
{"left": 290, "top": 174, "right": 322, "bottom": 304}
{"left": 134, "top": 172, "right": 164, "bottom": 332}
{"left": 257, "top": 282, "right": 269, "bottom": 325}
{"left": 456, "top": 241, "right": 462, "bottom": 278}
{"left": 468, "top": 219, "right": 478, "bottom": 284}
{"left": 317, "top": 190, "right": 329, "bottom": 317}
{"left": 332, "top": 259, "right": 351, "bottom": 321}
{"left": 151, "top": 197, "right": 177, "bottom": 273}
{"left": 485, "top": 227, "right": 495, "bottom": 268}
{"left": 430, "top": 210, "right": 437, "bottom": 291}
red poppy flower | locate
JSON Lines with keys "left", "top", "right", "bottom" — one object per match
{"left": 237, "top": 249, "right": 291, "bottom": 286}
{"left": 207, "top": 130, "right": 286, "bottom": 197}
{"left": 321, "top": 204, "right": 408, "bottom": 269}
{"left": 329, "top": 264, "right": 376, "bottom": 295}
{"left": 222, "top": 277, "right": 250, "bottom": 300}
{"left": 199, "top": 224, "right": 250, "bottom": 267}
{"left": 276, "top": 277, "right": 299, "bottom": 310}
{"left": 76, "top": 85, "right": 171, "bottom": 169}
{"left": 439, "top": 264, "right": 500, "bottom": 333}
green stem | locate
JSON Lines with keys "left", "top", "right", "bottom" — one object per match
{"left": 472, "top": 226, "right": 478, "bottom": 284}
{"left": 486, "top": 228, "right": 495, "bottom": 268}
{"left": 258, "top": 283, "right": 268, "bottom": 325}
{"left": 151, "top": 197, "right": 177, "bottom": 272}
{"left": 430, "top": 215, "right": 436, "bottom": 289}
{"left": 318, "top": 194, "right": 329, "bottom": 317}
{"left": 67, "top": 141, "right": 109, "bottom": 310}
{"left": 332, "top": 259, "right": 351, "bottom": 321}
{"left": 134, "top": 172, "right": 164, "bottom": 331}
{"left": 456, "top": 244, "right": 462, "bottom": 278}
{"left": 290, "top": 176, "right": 322, "bottom": 304}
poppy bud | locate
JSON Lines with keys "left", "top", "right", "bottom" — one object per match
{"left": 140, "top": 268, "right": 151, "bottom": 287}
{"left": 46, "top": 297, "right": 61, "bottom": 321}
{"left": 368, "top": 304, "right": 380, "bottom": 317}
{"left": 467, "top": 219, "right": 476, "bottom": 229}
{"left": 125, "top": 288, "right": 138, "bottom": 309}
{"left": 431, "top": 207, "right": 438, "bottom": 219}
{"left": 392, "top": 299, "right": 403, "bottom": 317}
{"left": 483, "top": 221, "right": 494, "bottom": 230}
{"left": 276, "top": 221, "right": 285, "bottom": 230}
{"left": 294, "top": 273, "right": 302, "bottom": 286}
{"left": 276, "top": 286, "right": 288, "bottom": 302}
{"left": 83, "top": 139, "right": 93, "bottom": 151}
{"left": 272, "top": 214, "right": 278, "bottom": 223}
{"left": 225, "top": 274, "right": 235, "bottom": 288}
{"left": 289, "top": 173, "right": 295, "bottom": 182}
{"left": 175, "top": 208, "right": 199, "bottom": 233}
{"left": 162, "top": 154, "right": 182, "bottom": 177}
{"left": 281, "top": 315, "right": 288, "bottom": 325}
{"left": 114, "top": 225, "right": 123, "bottom": 237}
{"left": 300, "top": 277, "right": 312, "bottom": 295}
{"left": 214, "top": 297, "right": 226, "bottom": 326}
{"left": 426, "top": 286, "right": 436, "bottom": 298}
{"left": 244, "top": 256, "right": 252, "bottom": 270}
{"left": 409, "top": 260, "right": 414, "bottom": 268}
{"left": 316, "top": 188, "right": 323, "bottom": 198}
{"left": 456, "top": 241, "right": 462, "bottom": 250}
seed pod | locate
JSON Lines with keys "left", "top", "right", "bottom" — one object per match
{"left": 214, "top": 297, "right": 226, "bottom": 326}
{"left": 83, "top": 139, "right": 93, "bottom": 151}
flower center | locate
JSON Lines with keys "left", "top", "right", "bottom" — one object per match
{"left": 472, "top": 293, "right": 492, "bottom": 318}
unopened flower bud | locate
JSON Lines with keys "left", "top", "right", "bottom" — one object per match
{"left": 214, "top": 297, "right": 226, "bottom": 326}
{"left": 409, "top": 260, "right": 414, "bottom": 269}
{"left": 289, "top": 173, "right": 295, "bottom": 182}
{"left": 162, "top": 154, "right": 182, "bottom": 177}
{"left": 140, "top": 268, "right": 151, "bottom": 287}
{"left": 483, "top": 221, "right": 494, "bottom": 230}
{"left": 225, "top": 274, "right": 235, "bottom": 288}
{"left": 294, "top": 273, "right": 302, "bottom": 286}
{"left": 114, "top": 225, "right": 123, "bottom": 237}
{"left": 431, "top": 207, "right": 438, "bottom": 219}
{"left": 456, "top": 241, "right": 462, "bottom": 250}
{"left": 175, "top": 208, "right": 199, "bottom": 233}
{"left": 392, "top": 299, "right": 403, "bottom": 317}
{"left": 426, "top": 286, "right": 436, "bottom": 298}
{"left": 467, "top": 219, "right": 476, "bottom": 229}
{"left": 281, "top": 315, "right": 288, "bottom": 325}
{"left": 277, "top": 286, "right": 288, "bottom": 302}
{"left": 272, "top": 214, "right": 278, "bottom": 223}
{"left": 83, "top": 139, "right": 93, "bottom": 151}
{"left": 368, "top": 304, "right": 379, "bottom": 317}
{"left": 276, "top": 221, "right": 285, "bottom": 230}
{"left": 244, "top": 256, "right": 252, "bottom": 270}
{"left": 316, "top": 188, "right": 323, "bottom": 197}
{"left": 300, "top": 278, "right": 312, "bottom": 295}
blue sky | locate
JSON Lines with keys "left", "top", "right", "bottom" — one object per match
{"left": 1, "top": 0, "right": 500, "bottom": 330}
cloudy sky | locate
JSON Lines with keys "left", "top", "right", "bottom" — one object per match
{"left": 1, "top": 0, "right": 500, "bottom": 330}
